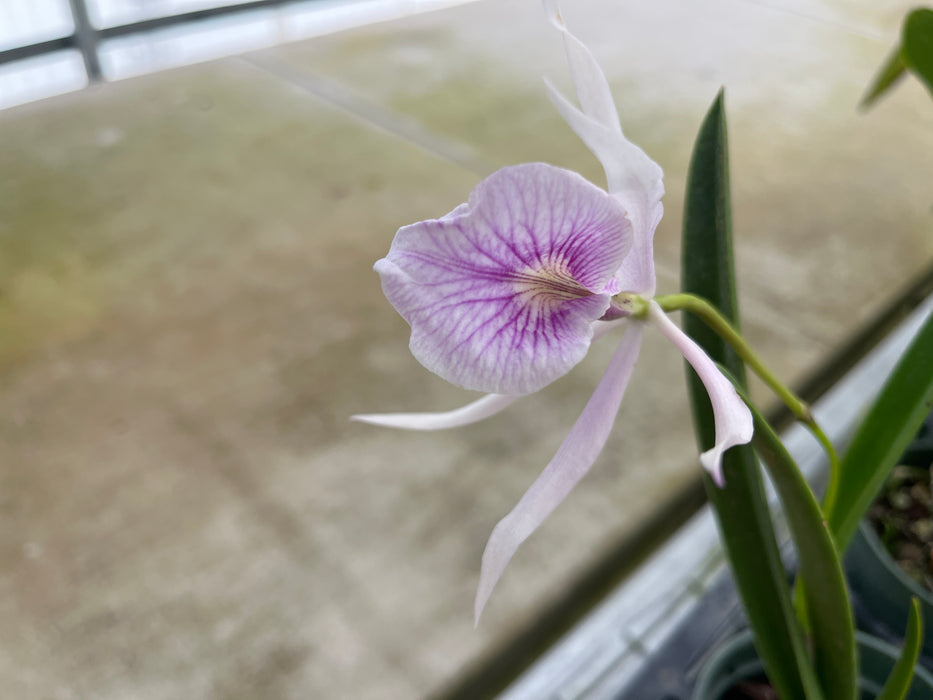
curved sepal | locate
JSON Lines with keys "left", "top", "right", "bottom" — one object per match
{"left": 475, "top": 325, "right": 643, "bottom": 623}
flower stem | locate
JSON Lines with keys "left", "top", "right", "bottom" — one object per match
{"left": 654, "top": 292, "right": 840, "bottom": 495}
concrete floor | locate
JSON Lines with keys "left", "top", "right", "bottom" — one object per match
{"left": 0, "top": 1, "right": 931, "bottom": 698}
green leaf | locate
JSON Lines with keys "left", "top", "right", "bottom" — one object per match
{"left": 877, "top": 598, "right": 924, "bottom": 700}
{"left": 681, "top": 90, "right": 816, "bottom": 700}
{"left": 903, "top": 8, "right": 933, "bottom": 99}
{"left": 826, "top": 309, "right": 933, "bottom": 550}
{"left": 860, "top": 47, "right": 908, "bottom": 110}
{"left": 736, "top": 381, "right": 856, "bottom": 700}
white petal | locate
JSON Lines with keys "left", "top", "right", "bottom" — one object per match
{"left": 647, "top": 301, "right": 753, "bottom": 486}
{"left": 544, "top": 0, "right": 621, "bottom": 135}
{"left": 351, "top": 320, "right": 627, "bottom": 433}
{"left": 351, "top": 393, "right": 520, "bottom": 431}
{"left": 543, "top": 2, "right": 664, "bottom": 296}
{"left": 474, "top": 325, "right": 644, "bottom": 623}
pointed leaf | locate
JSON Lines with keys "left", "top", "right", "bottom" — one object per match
{"left": 826, "top": 307, "right": 933, "bottom": 550}
{"left": 736, "top": 379, "right": 855, "bottom": 700}
{"left": 681, "top": 90, "right": 814, "bottom": 700}
{"left": 877, "top": 598, "right": 924, "bottom": 700}
{"left": 860, "top": 47, "right": 908, "bottom": 110}
{"left": 903, "top": 8, "right": 933, "bottom": 99}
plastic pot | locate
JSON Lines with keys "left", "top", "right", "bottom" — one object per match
{"left": 847, "top": 520, "right": 933, "bottom": 662}
{"left": 692, "top": 629, "right": 933, "bottom": 699}
{"left": 845, "top": 408, "right": 933, "bottom": 662}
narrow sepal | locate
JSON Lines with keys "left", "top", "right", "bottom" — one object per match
{"left": 647, "top": 302, "right": 752, "bottom": 486}
{"left": 351, "top": 393, "right": 520, "bottom": 431}
{"left": 474, "top": 325, "right": 643, "bottom": 623}
{"left": 542, "top": 1, "right": 664, "bottom": 296}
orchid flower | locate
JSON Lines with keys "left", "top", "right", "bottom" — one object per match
{"left": 353, "top": 2, "right": 753, "bottom": 623}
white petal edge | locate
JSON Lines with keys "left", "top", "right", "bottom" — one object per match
{"left": 544, "top": 0, "right": 621, "bottom": 135}
{"left": 351, "top": 393, "right": 520, "bottom": 431}
{"left": 474, "top": 324, "right": 643, "bottom": 624}
{"left": 350, "top": 319, "right": 627, "bottom": 431}
{"left": 647, "top": 301, "right": 753, "bottom": 487}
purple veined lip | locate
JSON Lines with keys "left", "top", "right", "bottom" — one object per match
{"left": 374, "top": 162, "right": 633, "bottom": 396}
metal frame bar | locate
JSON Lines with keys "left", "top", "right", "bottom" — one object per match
{"left": 67, "top": 0, "right": 102, "bottom": 79}
{"left": 0, "top": 37, "right": 75, "bottom": 65}
{"left": 0, "top": 0, "right": 306, "bottom": 78}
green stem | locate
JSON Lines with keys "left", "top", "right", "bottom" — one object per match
{"left": 654, "top": 292, "right": 841, "bottom": 496}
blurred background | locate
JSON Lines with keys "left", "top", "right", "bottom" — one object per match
{"left": 1, "top": 0, "right": 931, "bottom": 698}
